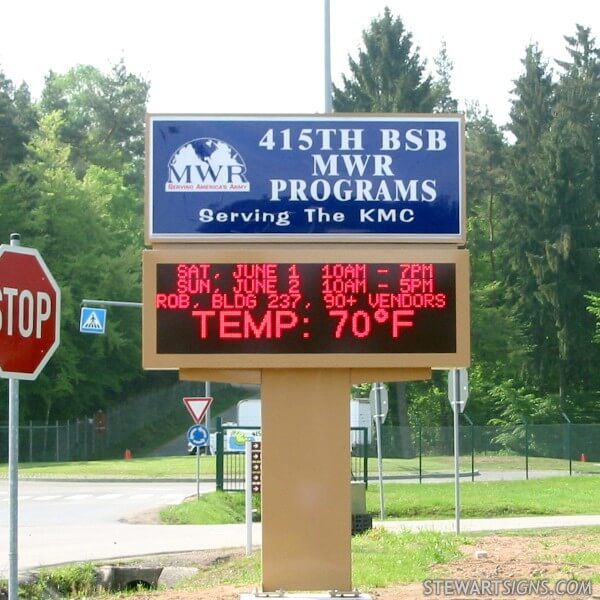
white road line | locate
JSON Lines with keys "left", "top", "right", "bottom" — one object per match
{"left": 64, "top": 494, "right": 93, "bottom": 500}
{"left": 96, "top": 494, "right": 123, "bottom": 500}
{"left": 128, "top": 494, "right": 153, "bottom": 500}
{"left": 33, "top": 495, "right": 61, "bottom": 501}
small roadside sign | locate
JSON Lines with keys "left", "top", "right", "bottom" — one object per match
{"left": 369, "top": 383, "right": 389, "bottom": 422}
{"left": 187, "top": 424, "right": 209, "bottom": 447}
{"left": 448, "top": 368, "right": 469, "bottom": 413}
{"left": 183, "top": 396, "right": 213, "bottom": 424}
{"left": 80, "top": 307, "right": 107, "bottom": 334}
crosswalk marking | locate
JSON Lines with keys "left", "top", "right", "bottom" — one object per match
{"left": 0, "top": 492, "right": 190, "bottom": 503}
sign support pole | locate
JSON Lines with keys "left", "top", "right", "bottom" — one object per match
{"left": 374, "top": 382, "right": 385, "bottom": 520}
{"left": 8, "top": 233, "right": 20, "bottom": 600}
{"left": 8, "top": 378, "right": 19, "bottom": 600}
{"left": 196, "top": 445, "right": 201, "bottom": 500}
{"left": 453, "top": 368, "right": 461, "bottom": 535}
{"left": 245, "top": 439, "right": 253, "bottom": 557}
{"left": 323, "top": 0, "right": 332, "bottom": 113}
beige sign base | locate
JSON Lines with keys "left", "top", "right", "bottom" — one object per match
{"left": 261, "top": 368, "right": 352, "bottom": 592}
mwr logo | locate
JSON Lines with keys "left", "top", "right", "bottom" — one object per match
{"left": 166, "top": 138, "right": 250, "bottom": 192}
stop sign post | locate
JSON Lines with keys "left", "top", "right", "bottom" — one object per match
{"left": 1, "top": 236, "right": 61, "bottom": 600}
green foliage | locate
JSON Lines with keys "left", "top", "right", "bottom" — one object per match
{"left": 501, "top": 28, "right": 600, "bottom": 406}
{"left": 352, "top": 528, "right": 462, "bottom": 586}
{"left": 332, "top": 7, "right": 435, "bottom": 113}
{"left": 0, "top": 69, "right": 37, "bottom": 176}
{"left": 187, "top": 551, "right": 261, "bottom": 589}
{"left": 19, "top": 563, "right": 97, "bottom": 598}
{"left": 39, "top": 61, "right": 149, "bottom": 185}
{"left": 160, "top": 491, "right": 260, "bottom": 525}
{"left": 0, "top": 111, "right": 145, "bottom": 421}
{"left": 368, "top": 477, "right": 600, "bottom": 519}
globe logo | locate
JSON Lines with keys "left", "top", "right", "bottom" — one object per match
{"left": 165, "top": 137, "right": 250, "bottom": 192}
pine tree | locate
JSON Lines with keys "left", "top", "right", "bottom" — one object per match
{"left": 332, "top": 7, "right": 435, "bottom": 113}
{"left": 503, "top": 29, "right": 600, "bottom": 409}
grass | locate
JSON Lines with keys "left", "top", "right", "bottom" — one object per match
{"left": 186, "top": 551, "right": 262, "bottom": 588}
{"left": 371, "top": 476, "right": 600, "bottom": 519}
{"left": 159, "top": 476, "right": 600, "bottom": 525}
{"left": 175, "top": 528, "right": 464, "bottom": 592}
{"left": 0, "top": 455, "right": 217, "bottom": 479}
{"left": 160, "top": 491, "right": 259, "bottom": 524}
{"left": 4, "top": 453, "right": 598, "bottom": 481}
{"left": 352, "top": 528, "right": 463, "bottom": 586}
{"left": 14, "top": 563, "right": 98, "bottom": 599}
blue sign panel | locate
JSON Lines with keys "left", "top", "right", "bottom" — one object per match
{"left": 147, "top": 115, "right": 464, "bottom": 242}
{"left": 79, "top": 307, "right": 107, "bottom": 334}
{"left": 187, "top": 424, "right": 209, "bottom": 447}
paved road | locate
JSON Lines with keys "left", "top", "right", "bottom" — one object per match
{"left": 0, "top": 480, "right": 207, "bottom": 527}
{"left": 2, "top": 478, "right": 600, "bottom": 576}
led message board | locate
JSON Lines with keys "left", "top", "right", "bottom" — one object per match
{"left": 146, "top": 115, "right": 465, "bottom": 243}
{"left": 143, "top": 248, "right": 470, "bottom": 369}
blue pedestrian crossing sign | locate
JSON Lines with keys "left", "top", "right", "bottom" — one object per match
{"left": 80, "top": 307, "right": 107, "bottom": 334}
{"left": 187, "top": 424, "right": 209, "bottom": 447}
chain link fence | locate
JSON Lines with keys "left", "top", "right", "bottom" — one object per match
{"left": 2, "top": 408, "right": 599, "bottom": 480}
{"left": 369, "top": 423, "right": 600, "bottom": 479}
{"left": 0, "top": 379, "right": 207, "bottom": 463}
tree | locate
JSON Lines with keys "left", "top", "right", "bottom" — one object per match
{"left": 502, "top": 28, "right": 600, "bottom": 409}
{"left": 0, "top": 112, "right": 145, "bottom": 422}
{"left": 432, "top": 41, "right": 459, "bottom": 113}
{"left": 0, "top": 69, "right": 37, "bottom": 177}
{"left": 39, "top": 61, "right": 149, "bottom": 187}
{"left": 332, "top": 7, "right": 436, "bottom": 113}
{"left": 332, "top": 8, "right": 443, "bottom": 450}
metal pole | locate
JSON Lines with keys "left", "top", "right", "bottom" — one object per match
{"left": 453, "top": 369, "right": 461, "bottom": 535}
{"left": 362, "top": 426, "right": 368, "bottom": 488}
{"left": 8, "top": 233, "right": 21, "bottom": 600}
{"left": 463, "top": 413, "right": 475, "bottom": 482}
{"left": 561, "top": 413, "right": 572, "bottom": 476}
{"left": 418, "top": 421, "right": 422, "bottom": 484}
{"left": 205, "top": 381, "right": 211, "bottom": 437}
{"left": 81, "top": 299, "right": 142, "bottom": 308}
{"left": 324, "top": 0, "right": 332, "bottom": 112}
{"left": 8, "top": 379, "right": 19, "bottom": 600}
{"left": 245, "top": 440, "right": 253, "bottom": 556}
{"left": 524, "top": 418, "right": 529, "bottom": 480}
{"left": 196, "top": 445, "right": 201, "bottom": 500}
{"left": 374, "top": 382, "right": 385, "bottom": 520}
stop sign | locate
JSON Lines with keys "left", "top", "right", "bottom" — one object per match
{"left": 0, "top": 245, "right": 61, "bottom": 380}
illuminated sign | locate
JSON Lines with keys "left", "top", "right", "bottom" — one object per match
{"left": 147, "top": 115, "right": 465, "bottom": 243}
{"left": 143, "top": 249, "right": 470, "bottom": 369}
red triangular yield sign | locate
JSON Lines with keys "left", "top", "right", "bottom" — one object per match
{"left": 183, "top": 397, "right": 213, "bottom": 424}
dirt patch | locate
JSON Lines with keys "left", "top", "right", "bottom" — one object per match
{"left": 108, "top": 532, "right": 599, "bottom": 600}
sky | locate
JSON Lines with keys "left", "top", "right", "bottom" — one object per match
{"left": 0, "top": 0, "right": 598, "bottom": 127}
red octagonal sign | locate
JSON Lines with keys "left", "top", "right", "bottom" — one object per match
{"left": 0, "top": 245, "right": 61, "bottom": 380}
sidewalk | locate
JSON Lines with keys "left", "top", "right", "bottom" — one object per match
{"left": 4, "top": 514, "right": 600, "bottom": 576}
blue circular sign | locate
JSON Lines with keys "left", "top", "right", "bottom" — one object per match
{"left": 187, "top": 424, "right": 209, "bottom": 447}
